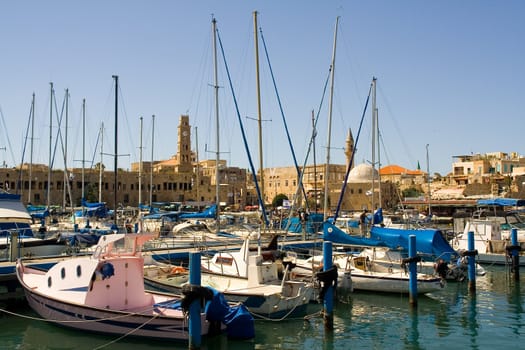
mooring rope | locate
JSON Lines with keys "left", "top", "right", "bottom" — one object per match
{"left": 0, "top": 298, "right": 186, "bottom": 348}
{"left": 246, "top": 285, "right": 312, "bottom": 322}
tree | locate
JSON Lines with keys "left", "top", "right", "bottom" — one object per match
{"left": 402, "top": 187, "right": 422, "bottom": 199}
{"left": 272, "top": 193, "right": 289, "bottom": 208}
{"left": 94, "top": 162, "right": 106, "bottom": 171}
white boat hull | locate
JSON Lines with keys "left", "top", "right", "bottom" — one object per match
{"left": 23, "top": 288, "right": 200, "bottom": 340}
{"left": 350, "top": 271, "right": 444, "bottom": 294}
{"left": 144, "top": 265, "right": 313, "bottom": 320}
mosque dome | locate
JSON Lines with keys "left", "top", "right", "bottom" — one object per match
{"left": 346, "top": 163, "right": 379, "bottom": 183}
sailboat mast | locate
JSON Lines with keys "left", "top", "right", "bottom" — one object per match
{"left": 312, "top": 109, "right": 317, "bottom": 214}
{"left": 138, "top": 116, "right": 143, "bottom": 207}
{"left": 47, "top": 82, "right": 53, "bottom": 209}
{"left": 112, "top": 75, "right": 118, "bottom": 225}
{"left": 195, "top": 126, "right": 200, "bottom": 206}
{"left": 98, "top": 123, "right": 104, "bottom": 203}
{"left": 63, "top": 89, "right": 69, "bottom": 210}
{"left": 149, "top": 115, "right": 155, "bottom": 207}
{"left": 212, "top": 17, "right": 221, "bottom": 234}
{"left": 371, "top": 77, "right": 377, "bottom": 218}
{"left": 28, "top": 93, "right": 35, "bottom": 203}
{"left": 82, "top": 98, "right": 86, "bottom": 206}
{"left": 253, "top": 11, "right": 264, "bottom": 208}
{"left": 377, "top": 106, "right": 382, "bottom": 211}
{"left": 323, "top": 16, "right": 339, "bottom": 221}
{"left": 426, "top": 143, "right": 431, "bottom": 216}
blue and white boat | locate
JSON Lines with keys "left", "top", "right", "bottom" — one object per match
{"left": 0, "top": 192, "right": 67, "bottom": 261}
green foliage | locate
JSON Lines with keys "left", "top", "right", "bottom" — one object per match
{"left": 402, "top": 187, "right": 422, "bottom": 198}
{"left": 272, "top": 193, "right": 289, "bottom": 208}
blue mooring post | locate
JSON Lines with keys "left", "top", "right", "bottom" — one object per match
{"left": 189, "top": 252, "right": 202, "bottom": 349}
{"left": 323, "top": 241, "right": 334, "bottom": 330}
{"left": 467, "top": 231, "right": 476, "bottom": 293}
{"left": 510, "top": 228, "right": 520, "bottom": 281}
{"left": 408, "top": 235, "right": 418, "bottom": 306}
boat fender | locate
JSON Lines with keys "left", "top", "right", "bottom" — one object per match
{"left": 170, "top": 266, "right": 187, "bottom": 275}
{"left": 459, "top": 249, "right": 478, "bottom": 257}
{"left": 100, "top": 262, "right": 115, "bottom": 280}
{"left": 181, "top": 284, "right": 214, "bottom": 314}
{"left": 315, "top": 265, "right": 338, "bottom": 303}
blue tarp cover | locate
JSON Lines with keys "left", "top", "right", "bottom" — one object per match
{"left": 323, "top": 222, "right": 387, "bottom": 247}
{"left": 369, "top": 226, "right": 456, "bottom": 261}
{"left": 142, "top": 212, "right": 180, "bottom": 221}
{"left": 179, "top": 205, "right": 217, "bottom": 219}
{"left": 323, "top": 222, "right": 456, "bottom": 261}
{"left": 477, "top": 198, "right": 525, "bottom": 207}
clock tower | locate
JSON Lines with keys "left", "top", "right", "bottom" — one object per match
{"left": 175, "top": 114, "right": 193, "bottom": 173}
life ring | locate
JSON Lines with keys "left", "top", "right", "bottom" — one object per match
{"left": 171, "top": 266, "right": 187, "bottom": 274}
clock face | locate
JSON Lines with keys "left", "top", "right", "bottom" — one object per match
{"left": 182, "top": 131, "right": 188, "bottom": 137}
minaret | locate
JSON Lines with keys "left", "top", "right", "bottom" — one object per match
{"left": 345, "top": 128, "right": 354, "bottom": 170}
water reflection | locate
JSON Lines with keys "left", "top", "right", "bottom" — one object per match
{"left": 508, "top": 279, "right": 523, "bottom": 337}
{"left": 404, "top": 308, "right": 421, "bottom": 350}
{"left": 2, "top": 264, "right": 525, "bottom": 349}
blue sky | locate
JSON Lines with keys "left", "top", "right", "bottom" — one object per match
{"left": 0, "top": 1, "right": 523, "bottom": 177}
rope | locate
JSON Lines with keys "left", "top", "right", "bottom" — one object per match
{"left": 0, "top": 298, "right": 186, "bottom": 348}
{"left": 216, "top": 28, "right": 269, "bottom": 227}
{"left": 0, "top": 306, "right": 154, "bottom": 323}
{"left": 92, "top": 312, "right": 169, "bottom": 350}
{"left": 245, "top": 285, "right": 311, "bottom": 322}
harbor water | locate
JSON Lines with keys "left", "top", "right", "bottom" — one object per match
{"left": 0, "top": 264, "right": 523, "bottom": 350}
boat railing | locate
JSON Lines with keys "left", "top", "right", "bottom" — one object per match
{"left": 204, "top": 250, "right": 242, "bottom": 277}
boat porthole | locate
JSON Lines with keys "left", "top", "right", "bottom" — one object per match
{"left": 125, "top": 262, "right": 128, "bottom": 268}
{"left": 76, "top": 265, "right": 82, "bottom": 277}
{"left": 60, "top": 267, "right": 66, "bottom": 279}
{"left": 47, "top": 276, "right": 52, "bottom": 288}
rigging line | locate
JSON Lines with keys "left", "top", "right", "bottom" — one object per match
{"left": 259, "top": 27, "right": 309, "bottom": 209}
{"left": 284, "top": 69, "right": 332, "bottom": 233}
{"left": 377, "top": 83, "right": 415, "bottom": 167}
{"left": 186, "top": 22, "right": 212, "bottom": 119}
{"left": 117, "top": 82, "right": 137, "bottom": 164}
{"left": 333, "top": 80, "right": 373, "bottom": 222}
{"left": 378, "top": 127, "right": 391, "bottom": 165}
{"left": 16, "top": 99, "right": 34, "bottom": 194}
{"left": 59, "top": 90, "right": 72, "bottom": 173}
{"left": 338, "top": 25, "right": 366, "bottom": 105}
{"left": 216, "top": 26, "right": 269, "bottom": 227}
{"left": 49, "top": 88, "right": 63, "bottom": 171}
{"left": 377, "top": 130, "right": 405, "bottom": 211}
{"left": 0, "top": 105, "right": 17, "bottom": 167}
{"left": 69, "top": 101, "right": 84, "bottom": 167}
{"left": 89, "top": 122, "right": 103, "bottom": 170}
{"left": 52, "top": 90, "right": 74, "bottom": 206}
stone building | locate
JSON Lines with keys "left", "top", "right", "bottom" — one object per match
{"left": 261, "top": 129, "right": 399, "bottom": 214}
{"left": 3, "top": 114, "right": 250, "bottom": 211}
{"left": 3, "top": 112, "right": 523, "bottom": 214}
